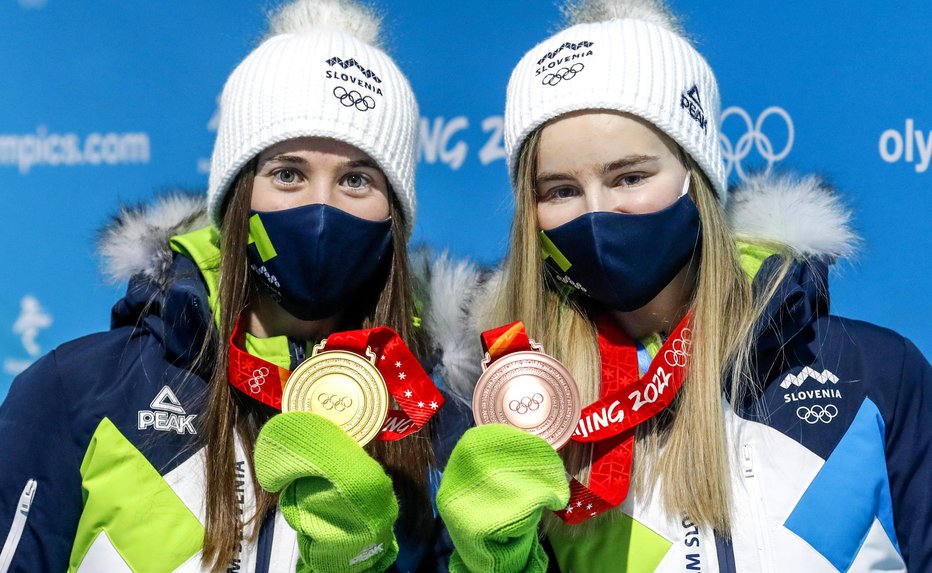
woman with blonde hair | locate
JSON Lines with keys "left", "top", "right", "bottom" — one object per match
{"left": 0, "top": 1, "right": 457, "bottom": 571}
{"left": 435, "top": 1, "right": 932, "bottom": 571}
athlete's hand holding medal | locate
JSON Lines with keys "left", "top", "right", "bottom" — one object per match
{"left": 229, "top": 320, "right": 443, "bottom": 572}
{"left": 436, "top": 324, "right": 576, "bottom": 572}
{"left": 437, "top": 315, "right": 692, "bottom": 571}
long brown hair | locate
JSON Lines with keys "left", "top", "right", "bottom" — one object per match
{"left": 486, "top": 124, "right": 790, "bottom": 536}
{"left": 197, "top": 160, "right": 434, "bottom": 571}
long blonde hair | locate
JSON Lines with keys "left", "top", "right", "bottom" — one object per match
{"left": 486, "top": 126, "right": 789, "bottom": 534}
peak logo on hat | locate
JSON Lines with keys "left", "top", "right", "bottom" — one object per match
{"left": 681, "top": 85, "right": 707, "bottom": 132}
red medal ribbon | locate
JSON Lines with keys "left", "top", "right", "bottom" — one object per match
{"left": 324, "top": 327, "right": 444, "bottom": 440}
{"left": 228, "top": 321, "right": 291, "bottom": 410}
{"left": 572, "top": 315, "right": 692, "bottom": 442}
{"left": 478, "top": 316, "right": 691, "bottom": 524}
{"left": 480, "top": 321, "right": 532, "bottom": 360}
{"left": 555, "top": 313, "right": 692, "bottom": 524}
{"left": 228, "top": 320, "right": 443, "bottom": 441}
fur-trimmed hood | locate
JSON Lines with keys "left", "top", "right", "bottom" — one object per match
{"left": 726, "top": 173, "right": 858, "bottom": 260}
{"left": 97, "top": 173, "right": 858, "bottom": 405}
{"left": 98, "top": 192, "right": 208, "bottom": 285}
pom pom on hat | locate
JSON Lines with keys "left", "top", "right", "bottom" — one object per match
{"left": 266, "top": 0, "right": 383, "bottom": 47}
{"left": 561, "top": 0, "right": 682, "bottom": 34}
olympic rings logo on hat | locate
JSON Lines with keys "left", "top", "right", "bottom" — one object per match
{"left": 719, "top": 106, "right": 794, "bottom": 182}
{"left": 332, "top": 86, "right": 376, "bottom": 112}
{"left": 248, "top": 367, "right": 269, "bottom": 394}
{"left": 318, "top": 393, "right": 354, "bottom": 411}
{"left": 542, "top": 63, "right": 585, "bottom": 87}
{"left": 796, "top": 404, "right": 838, "bottom": 424}
{"left": 508, "top": 393, "right": 544, "bottom": 415}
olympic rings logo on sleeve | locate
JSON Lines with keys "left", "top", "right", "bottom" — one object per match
{"left": 796, "top": 404, "right": 838, "bottom": 424}
{"left": 332, "top": 86, "right": 376, "bottom": 112}
{"left": 508, "top": 393, "right": 544, "bottom": 415}
{"left": 248, "top": 367, "right": 269, "bottom": 394}
{"left": 542, "top": 63, "right": 585, "bottom": 87}
{"left": 719, "top": 106, "right": 794, "bottom": 181}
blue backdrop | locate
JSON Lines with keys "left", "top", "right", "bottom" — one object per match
{"left": 2, "top": 0, "right": 930, "bottom": 397}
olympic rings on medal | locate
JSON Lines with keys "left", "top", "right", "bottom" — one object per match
{"left": 542, "top": 63, "right": 585, "bottom": 86}
{"left": 719, "top": 106, "right": 794, "bottom": 182}
{"left": 248, "top": 367, "right": 269, "bottom": 394}
{"left": 508, "top": 393, "right": 544, "bottom": 415}
{"left": 317, "top": 393, "right": 353, "bottom": 411}
{"left": 796, "top": 404, "right": 838, "bottom": 424}
{"left": 332, "top": 86, "right": 376, "bottom": 112}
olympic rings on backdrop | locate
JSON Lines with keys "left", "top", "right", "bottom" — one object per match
{"left": 719, "top": 106, "right": 794, "bottom": 181}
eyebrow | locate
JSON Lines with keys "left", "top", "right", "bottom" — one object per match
{"left": 601, "top": 155, "right": 659, "bottom": 174}
{"left": 345, "top": 158, "right": 382, "bottom": 171}
{"left": 257, "top": 154, "right": 382, "bottom": 172}
{"left": 258, "top": 154, "right": 308, "bottom": 168}
{"left": 536, "top": 154, "right": 659, "bottom": 184}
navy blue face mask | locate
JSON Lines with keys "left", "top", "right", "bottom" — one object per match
{"left": 246, "top": 203, "right": 392, "bottom": 321}
{"left": 539, "top": 187, "right": 702, "bottom": 312}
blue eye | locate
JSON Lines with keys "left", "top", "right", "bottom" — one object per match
{"left": 345, "top": 174, "right": 367, "bottom": 188}
{"left": 342, "top": 172, "right": 372, "bottom": 191}
{"left": 273, "top": 168, "right": 302, "bottom": 186}
{"left": 619, "top": 174, "right": 644, "bottom": 186}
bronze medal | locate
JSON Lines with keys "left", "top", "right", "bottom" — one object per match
{"left": 282, "top": 341, "right": 389, "bottom": 446}
{"left": 472, "top": 340, "right": 581, "bottom": 450}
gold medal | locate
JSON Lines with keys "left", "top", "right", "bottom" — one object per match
{"left": 282, "top": 340, "right": 389, "bottom": 446}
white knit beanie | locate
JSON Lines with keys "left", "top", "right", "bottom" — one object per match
{"left": 504, "top": 0, "right": 728, "bottom": 202}
{"left": 207, "top": 0, "right": 420, "bottom": 230}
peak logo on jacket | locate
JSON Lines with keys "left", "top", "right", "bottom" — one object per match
{"left": 137, "top": 386, "right": 197, "bottom": 435}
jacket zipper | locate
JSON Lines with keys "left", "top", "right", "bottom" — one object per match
{"left": 741, "top": 444, "right": 774, "bottom": 573}
{"left": 254, "top": 509, "right": 276, "bottom": 573}
{"left": 0, "top": 479, "right": 37, "bottom": 573}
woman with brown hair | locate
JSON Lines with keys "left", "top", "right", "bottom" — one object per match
{"left": 435, "top": 1, "right": 932, "bottom": 571}
{"left": 0, "top": 1, "right": 453, "bottom": 571}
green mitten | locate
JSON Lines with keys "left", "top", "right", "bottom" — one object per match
{"left": 254, "top": 411, "right": 398, "bottom": 573}
{"left": 436, "top": 423, "right": 570, "bottom": 573}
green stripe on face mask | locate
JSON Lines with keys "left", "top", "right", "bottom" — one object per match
{"left": 539, "top": 230, "right": 572, "bottom": 272}
{"left": 248, "top": 213, "right": 278, "bottom": 263}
